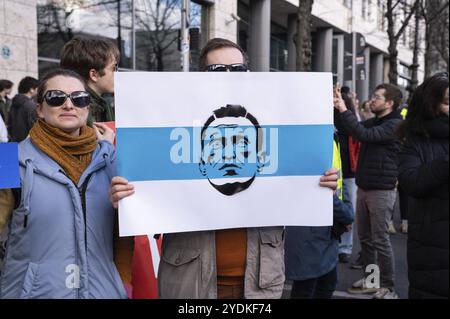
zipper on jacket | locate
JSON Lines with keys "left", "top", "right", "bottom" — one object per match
{"left": 59, "top": 161, "right": 105, "bottom": 298}
{"left": 72, "top": 172, "right": 93, "bottom": 300}
{"left": 57, "top": 169, "right": 81, "bottom": 299}
{"left": 57, "top": 169, "right": 90, "bottom": 299}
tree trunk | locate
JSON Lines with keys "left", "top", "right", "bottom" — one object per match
{"left": 157, "top": 48, "right": 164, "bottom": 71}
{"left": 386, "top": 0, "right": 398, "bottom": 85}
{"left": 410, "top": 10, "right": 421, "bottom": 92}
{"left": 296, "top": 0, "right": 314, "bottom": 71}
{"left": 388, "top": 40, "right": 399, "bottom": 85}
{"left": 385, "top": 0, "right": 419, "bottom": 85}
{"left": 117, "top": 0, "right": 122, "bottom": 64}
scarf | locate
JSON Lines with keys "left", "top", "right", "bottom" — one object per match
{"left": 29, "top": 119, "right": 98, "bottom": 184}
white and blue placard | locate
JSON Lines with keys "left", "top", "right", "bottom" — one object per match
{"left": 115, "top": 72, "right": 334, "bottom": 236}
{"left": 0, "top": 143, "right": 20, "bottom": 189}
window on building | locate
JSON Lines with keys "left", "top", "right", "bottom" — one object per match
{"left": 362, "top": 0, "right": 373, "bottom": 20}
{"left": 270, "top": 23, "right": 288, "bottom": 72}
{"left": 377, "top": 0, "right": 386, "bottom": 30}
{"left": 362, "top": 0, "right": 367, "bottom": 18}
{"left": 238, "top": 0, "right": 288, "bottom": 71}
{"left": 343, "top": 0, "right": 352, "bottom": 9}
{"left": 237, "top": 0, "right": 250, "bottom": 56}
{"left": 332, "top": 38, "right": 338, "bottom": 84}
{"left": 37, "top": 0, "right": 203, "bottom": 75}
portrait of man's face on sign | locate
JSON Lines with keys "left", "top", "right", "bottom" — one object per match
{"left": 199, "top": 105, "right": 265, "bottom": 196}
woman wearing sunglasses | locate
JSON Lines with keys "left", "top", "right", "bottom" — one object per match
{"left": 0, "top": 69, "right": 127, "bottom": 299}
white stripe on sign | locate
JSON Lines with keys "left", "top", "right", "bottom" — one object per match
{"left": 119, "top": 176, "right": 333, "bottom": 236}
{"left": 115, "top": 72, "right": 333, "bottom": 128}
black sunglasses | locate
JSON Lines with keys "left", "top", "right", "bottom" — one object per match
{"left": 42, "top": 90, "right": 90, "bottom": 108}
{"left": 206, "top": 64, "right": 248, "bottom": 72}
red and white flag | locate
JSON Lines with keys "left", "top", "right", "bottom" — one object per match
{"left": 131, "top": 235, "right": 162, "bottom": 299}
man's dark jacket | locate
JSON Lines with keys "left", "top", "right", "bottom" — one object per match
{"left": 87, "top": 87, "right": 115, "bottom": 125}
{"left": 338, "top": 109, "right": 403, "bottom": 190}
{"left": 7, "top": 94, "right": 37, "bottom": 142}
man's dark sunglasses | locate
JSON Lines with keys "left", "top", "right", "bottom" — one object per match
{"left": 206, "top": 64, "right": 248, "bottom": 72}
{"left": 42, "top": 90, "right": 90, "bottom": 108}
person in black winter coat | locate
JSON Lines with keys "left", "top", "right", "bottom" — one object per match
{"left": 7, "top": 77, "right": 39, "bottom": 142}
{"left": 397, "top": 72, "right": 449, "bottom": 299}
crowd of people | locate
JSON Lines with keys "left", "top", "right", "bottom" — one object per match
{"left": 0, "top": 36, "right": 448, "bottom": 300}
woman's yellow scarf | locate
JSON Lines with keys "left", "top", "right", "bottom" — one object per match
{"left": 29, "top": 119, "right": 97, "bottom": 184}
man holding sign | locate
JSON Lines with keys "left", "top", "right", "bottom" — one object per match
{"left": 111, "top": 38, "right": 338, "bottom": 299}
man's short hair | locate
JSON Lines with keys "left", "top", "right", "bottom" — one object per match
{"left": 60, "top": 36, "right": 120, "bottom": 81}
{"left": 199, "top": 38, "right": 249, "bottom": 71}
{"left": 0, "top": 79, "right": 13, "bottom": 91}
{"left": 18, "top": 77, "right": 39, "bottom": 94}
{"left": 375, "top": 83, "right": 403, "bottom": 110}
{"left": 201, "top": 105, "right": 262, "bottom": 151}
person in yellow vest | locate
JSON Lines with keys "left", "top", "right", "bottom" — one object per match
{"left": 400, "top": 107, "right": 408, "bottom": 119}
{"left": 333, "top": 135, "right": 343, "bottom": 200}
{"left": 334, "top": 91, "right": 358, "bottom": 264}
{"left": 395, "top": 105, "right": 409, "bottom": 234}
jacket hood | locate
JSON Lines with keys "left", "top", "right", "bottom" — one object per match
{"left": 18, "top": 138, "right": 115, "bottom": 187}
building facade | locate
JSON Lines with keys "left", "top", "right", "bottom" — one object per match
{"left": 0, "top": 0, "right": 38, "bottom": 93}
{"left": 0, "top": 0, "right": 427, "bottom": 101}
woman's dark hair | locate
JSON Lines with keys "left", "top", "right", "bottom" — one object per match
{"left": 398, "top": 72, "right": 449, "bottom": 139}
{"left": 37, "top": 68, "right": 87, "bottom": 104}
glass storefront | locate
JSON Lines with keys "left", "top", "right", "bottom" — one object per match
{"left": 237, "top": 0, "right": 250, "bottom": 56}
{"left": 270, "top": 23, "right": 288, "bottom": 72}
{"left": 37, "top": 0, "right": 203, "bottom": 75}
{"left": 238, "top": 0, "right": 288, "bottom": 71}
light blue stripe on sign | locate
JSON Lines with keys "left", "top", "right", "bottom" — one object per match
{"left": 117, "top": 125, "right": 334, "bottom": 182}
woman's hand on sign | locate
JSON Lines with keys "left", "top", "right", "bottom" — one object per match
{"left": 109, "top": 176, "right": 135, "bottom": 209}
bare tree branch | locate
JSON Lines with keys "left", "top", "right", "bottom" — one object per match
{"left": 395, "top": 0, "right": 419, "bottom": 40}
